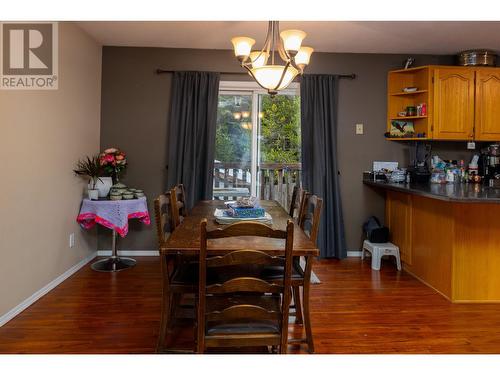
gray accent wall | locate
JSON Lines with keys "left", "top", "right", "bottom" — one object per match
{"left": 100, "top": 46, "right": 454, "bottom": 252}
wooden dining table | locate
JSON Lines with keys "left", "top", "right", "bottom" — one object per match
{"left": 162, "top": 200, "right": 319, "bottom": 257}
{"left": 160, "top": 199, "right": 319, "bottom": 352}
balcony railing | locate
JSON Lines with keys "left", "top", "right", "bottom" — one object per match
{"left": 213, "top": 162, "right": 302, "bottom": 210}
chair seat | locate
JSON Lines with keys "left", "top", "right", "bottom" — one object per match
{"left": 207, "top": 322, "right": 280, "bottom": 335}
{"left": 205, "top": 294, "right": 281, "bottom": 336}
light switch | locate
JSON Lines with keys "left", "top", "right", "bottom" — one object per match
{"left": 356, "top": 123, "right": 364, "bottom": 135}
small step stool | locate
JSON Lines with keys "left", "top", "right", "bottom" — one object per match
{"left": 362, "top": 240, "right": 402, "bottom": 271}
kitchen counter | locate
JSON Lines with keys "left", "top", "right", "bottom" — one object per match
{"left": 364, "top": 179, "right": 500, "bottom": 203}
{"left": 364, "top": 178, "right": 500, "bottom": 303}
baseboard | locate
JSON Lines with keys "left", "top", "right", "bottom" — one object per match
{"left": 97, "top": 250, "right": 159, "bottom": 256}
{"left": 0, "top": 251, "right": 97, "bottom": 328}
{"left": 347, "top": 250, "right": 362, "bottom": 257}
{"left": 402, "top": 265, "right": 452, "bottom": 303}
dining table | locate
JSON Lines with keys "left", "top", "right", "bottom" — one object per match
{"left": 162, "top": 200, "right": 319, "bottom": 258}
{"left": 160, "top": 199, "right": 319, "bottom": 352}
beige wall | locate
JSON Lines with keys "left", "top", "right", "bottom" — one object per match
{"left": 0, "top": 23, "right": 102, "bottom": 317}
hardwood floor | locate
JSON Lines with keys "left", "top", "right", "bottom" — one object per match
{"left": 0, "top": 256, "right": 499, "bottom": 354}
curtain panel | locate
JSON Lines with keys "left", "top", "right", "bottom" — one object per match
{"left": 166, "top": 71, "right": 220, "bottom": 209}
{"left": 300, "top": 74, "right": 347, "bottom": 258}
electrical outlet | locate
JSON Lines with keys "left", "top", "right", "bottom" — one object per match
{"left": 69, "top": 233, "right": 75, "bottom": 248}
{"left": 356, "top": 123, "right": 364, "bottom": 135}
{"left": 467, "top": 141, "right": 476, "bottom": 150}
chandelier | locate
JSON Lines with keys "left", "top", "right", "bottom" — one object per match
{"left": 231, "top": 21, "right": 313, "bottom": 96}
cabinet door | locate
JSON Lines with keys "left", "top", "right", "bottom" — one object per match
{"left": 385, "top": 191, "right": 412, "bottom": 265}
{"left": 433, "top": 68, "right": 475, "bottom": 140}
{"left": 475, "top": 69, "right": 500, "bottom": 141}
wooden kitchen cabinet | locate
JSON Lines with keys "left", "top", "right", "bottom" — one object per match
{"left": 387, "top": 65, "right": 500, "bottom": 142}
{"left": 433, "top": 67, "right": 475, "bottom": 140}
{"left": 375, "top": 184, "right": 500, "bottom": 302}
{"left": 385, "top": 191, "right": 412, "bottom": 265}
{"left": 475, "top": 68, "right": 500, "bottom": 141}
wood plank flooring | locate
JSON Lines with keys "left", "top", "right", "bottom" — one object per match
{"left": 0, "top": 257, "right": 499, "bottom": 353}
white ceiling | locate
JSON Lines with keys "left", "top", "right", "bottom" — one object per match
{"left": 77, "top": 21, "right": 500, "bottom": 55}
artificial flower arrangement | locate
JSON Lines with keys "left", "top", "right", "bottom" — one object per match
{"left": 99, "top": 147, "right": 127, "bottom": 182}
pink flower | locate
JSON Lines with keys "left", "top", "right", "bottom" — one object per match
{"left": 104, "top": 154, "right": 115, "bottom": 163}
{"left": 115, "top": 154, "right": 124, "bottom": 161}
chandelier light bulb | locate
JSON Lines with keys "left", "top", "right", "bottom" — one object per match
{"left": 233, "top": 112, "right": 242, "bottom": 120}
{"left": 295, "top": 46, "right": 314, "bottom": 67}
{"left": 280, "top": 29, "right": 307, "bottom": 54}
{"left": 231, "top": 37, "right": 255, "bottom": 60}
{"left": 249, "top": 51, "right": 269, "bottom": 69}
{"left": 242, "top": 111, "right": 250, "bottom": 118}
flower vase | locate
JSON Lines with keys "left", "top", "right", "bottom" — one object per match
{"left": 94, "top": 177, "right": 113, "bottom": 197}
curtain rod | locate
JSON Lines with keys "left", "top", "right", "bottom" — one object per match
{"left": 156, "top": 69, "right": 356, "bottom": 80}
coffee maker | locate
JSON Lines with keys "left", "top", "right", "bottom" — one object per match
{"left": 479, "top": 144, "right": 500, "bottom": 183}
{"left": 408, "top": 142, "right": 432, "bottom": 183}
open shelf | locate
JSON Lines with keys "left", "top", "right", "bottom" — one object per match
{"left": 389, "top": 66, "right": 429, "bottom": 74}
{"left": 390, "top": 90, "right": 428, "bottom": 96}
{"left": 387, "top": 66, "right": 432, "bottom": 140}
{"left": 391, "top": 116, "right": 428, "bottom": 120}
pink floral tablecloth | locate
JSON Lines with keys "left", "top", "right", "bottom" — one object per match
{"left": 76, "top": 197, "right": 150, "bottom": 237}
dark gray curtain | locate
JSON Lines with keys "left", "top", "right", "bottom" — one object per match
{"left": 166, "top": 71, "right": 220, "bottom": 209}
{"left": 300, "top": 74, "right": 347, "bottom": 258}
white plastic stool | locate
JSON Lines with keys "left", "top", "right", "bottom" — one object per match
{"left": 362, "top": 240, "right": 402, "bottom": 271}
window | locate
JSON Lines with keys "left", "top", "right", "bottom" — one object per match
{"left": 213, "top": 81, "right": 301, "bottom": 208}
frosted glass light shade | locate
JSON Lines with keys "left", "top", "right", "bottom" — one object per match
{"left": 249, "top": 51, "right": 269, "bottom": 68}
{"left": 280, "top": 29, "right": 306, "bottom": 52}
{"left": 295, "top": 46, "right": 314, "bottom": 66}
{"left": 231, "top": 37, "right": 255, "bottom": 58}
{"left": 250, "top": 65, "right": 299, "bottom": 92}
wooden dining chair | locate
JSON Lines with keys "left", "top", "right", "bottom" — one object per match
{"left": 170, "top": 184, "right": 189, "bottom": 229}
{"left": 298, "top": 193, "right": 323, "bottom": 244}
{"left": 263, "top": 192, "right": 323, "bottom": 353}
{"left": 196, "top": 219, "right": 295, "bottom": 354}
{"left": 292, "top": 193, "right": 323, "bottom": 352}
{"left": 154, "top": 194, "right": 198, "bottom": 353}
{"left": 289, "top": 186, "right": 307, "bottom": 219}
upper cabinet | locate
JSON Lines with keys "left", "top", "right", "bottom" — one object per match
{"left": 475, "top": 69, "right": 500, "bottom": 141}
{"left": 387, "top": 66, "right": 432, "bottom": 140}
{"left": 387, "top": 65, "right": 500, "bottom": 142}
{"left": 433, "top": 68, "right": 475, "bottom": 140}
